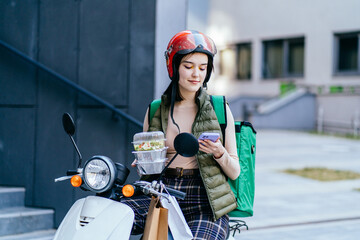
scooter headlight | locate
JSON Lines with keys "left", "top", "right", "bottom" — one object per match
{"left": 83, "top": 156, "right": 116, "bottom": 193}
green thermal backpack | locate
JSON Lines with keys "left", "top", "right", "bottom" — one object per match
{"left": 148, "top": 95, "right": 256, "bottom": 218}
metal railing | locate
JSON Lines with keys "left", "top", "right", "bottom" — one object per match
{"left": 317, "top": 107, "right": 360, "bottom": 136}
{"left": 0, "top": 39, "right": 143, "bottom": 128}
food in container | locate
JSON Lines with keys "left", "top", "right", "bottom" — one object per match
{"left": 133, "top": 141, "right": 165, "bottom": 151}
{"left": 136, "top": 158, "right": 167, "bottom": 175}
{"left": 132, "top": 147, "right": 168, "bottom": 162}
{"left": 132, "top": 131, "right": 165, "bottom": 151}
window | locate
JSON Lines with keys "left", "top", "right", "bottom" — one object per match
{"left": 219, "top": 48, "right": 236, "bottom": 77}
{"left": 236, "top": 43, "right": 252, "bottom": 80}
{"left": 263, "top": 37, "right": 305, "bottom": 79}
{"left": 288, "top": 38, "right": 305, "bottom": 76}
{"left": 335, "top": 32, "right": 360, "bottom": 74}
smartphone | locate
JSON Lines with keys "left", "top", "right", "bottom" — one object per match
{"left": 198, "top": 132, "right": 220, "bottom": 142}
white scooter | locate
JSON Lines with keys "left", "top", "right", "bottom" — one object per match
{"left": 54, "top": 113, "right": 239, "bottom": 239}
{"left": 53, "top": 113, "right": 198, "bottom": 240}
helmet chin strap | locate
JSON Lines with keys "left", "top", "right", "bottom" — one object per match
{"left": 170, "top": 82, "right": 181, "bottom": 133}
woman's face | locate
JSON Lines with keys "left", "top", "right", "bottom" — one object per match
{"left": 178, "top": 52, "right": 208, "bottom": 96}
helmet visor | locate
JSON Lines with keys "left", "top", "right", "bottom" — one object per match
{"left": 166, "top": 30, "right": 217, "bottom": 58}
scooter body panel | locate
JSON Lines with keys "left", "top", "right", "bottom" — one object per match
{"left": 54, "top": 196, "right": 134, "bottom": 240}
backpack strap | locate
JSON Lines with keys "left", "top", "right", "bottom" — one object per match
{"left": 210, "top": 95, "right": 227, "bottom": 144}
{"left": 148, "top": 99, "right": 161, "bottom": 125}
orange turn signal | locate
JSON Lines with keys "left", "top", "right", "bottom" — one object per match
{"left": 122, "top": 184, "right": 135, "bottom": 197}
{"left": 70, "top": 175, "right": 82, "bottom": 187}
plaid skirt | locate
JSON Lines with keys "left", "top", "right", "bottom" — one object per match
{"left": 121, "top": 173, "right": 229, "bottom": 240}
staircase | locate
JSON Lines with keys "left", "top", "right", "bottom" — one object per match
{"left": 0, "top": 187, "right": 55, "bottom": 240}
{"left": 250, "top": 88, "right": 316, "bottom": 130}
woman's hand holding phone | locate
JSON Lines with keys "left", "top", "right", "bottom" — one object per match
{"left": 198, "top": 132, "right": 225, "bottom": 159}
{"left": 198, "top": 132, "right": 220, "bottom": 142}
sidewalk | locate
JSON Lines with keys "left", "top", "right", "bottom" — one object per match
{"left": 233, "top": 130, "right": 360, "bottom": 240}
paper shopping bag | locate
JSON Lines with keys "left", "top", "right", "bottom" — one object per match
{"left": 160, "top": 195, "right": 193, "bottom": 240}
{"left": 143, "top": 196, "right": 168, "bottom": 240}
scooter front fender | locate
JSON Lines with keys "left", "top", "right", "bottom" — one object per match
{"left": 54, "top": 196, "right": 134, "bottom": 240}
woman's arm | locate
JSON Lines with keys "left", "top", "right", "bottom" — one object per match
{"left": 143, "top": 107, "right": 150, "bottom": 132}
{"left": 131, "top": 108, "right": 150, "bottom": 167}
{"left": 214, "top": 104, "right": 240, "bottom": 180}
{"left": 198, "top": 104, "right": 240, "bottom": 180}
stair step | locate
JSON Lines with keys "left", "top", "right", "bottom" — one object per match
{"left": 0, "top": 187, "right": 25, "bottom": 209}
{"left": 0, "top": 229, "right": 56, "bottom": 240}
{"left": 0, "top": 207, "right": 54, "bottom": 236}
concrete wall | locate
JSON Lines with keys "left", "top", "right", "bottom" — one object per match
{"left": 155, "top": 0, "right": 188, "bottom": 99}
{"left": 317, "top": 95, "right": 360, "bottom": 134}
{"left": 0, "top": 0, "right": 187, "bottom": 227}
{"left": 251, "top": 93, "right": 317, "bottom": 130}
{"left": 227, "top": 96, "right": 266, "bottom": 121}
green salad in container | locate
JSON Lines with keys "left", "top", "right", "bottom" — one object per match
{"left": 133, "top": 140, "right": 165, "bottom": 151}
{"left": 132, "top": 131, "right": 165, "bottom": 151}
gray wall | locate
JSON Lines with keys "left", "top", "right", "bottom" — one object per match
{"left": 317, "top": 95, "right": 360, "bottom": 135}
{"left": 251, "top": 93, "right": 317, "bottom": 130}
{"left": 0, "top": 0, "right": 159, "bottom": 226}
{"left": 228, "top": 96, "right": 266, "bottom": 121}
{"left": 154, "top": 0, "right": 188, "bottom": 98}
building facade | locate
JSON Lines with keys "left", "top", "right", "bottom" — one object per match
{"left": 194, "top": 0, "right": 360, "bottom": 134}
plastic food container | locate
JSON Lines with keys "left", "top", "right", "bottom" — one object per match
{"left": 136, "top": 158, "right": 167, "bottom": 175}
{"left": 132, "top": 131, "right": 166, "bottom": 151}
{"left": 132, "top": 147, "right": 168, "bottom": 162}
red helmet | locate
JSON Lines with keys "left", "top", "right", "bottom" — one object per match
{"left": 165, "top": 30, "right": 217, "bottom": 82}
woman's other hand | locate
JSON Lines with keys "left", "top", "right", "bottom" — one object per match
{"left": 199, "top": 139, "right": 225, "bottom": 159}
{"left": 131, "top": 159, "right": 137, "bottom": 167}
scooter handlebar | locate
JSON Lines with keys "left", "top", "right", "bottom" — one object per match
{"left": 133, "top": 181, "right": 186, "bottom": 200}
{"left": 166, "top": 187, "right": 186, "bottom": 200}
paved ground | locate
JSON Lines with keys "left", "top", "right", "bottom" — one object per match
{"left": 232, "top": 130, "right": 360, "bottom": 240}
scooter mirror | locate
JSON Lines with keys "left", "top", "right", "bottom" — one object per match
{"left": 62, "top": 113, "right": 75, "bottom": 136}
{"left": 62, "top": 112, "right": 83, "bottom": 168}
{"left": 174, "top": 133, "right": 199, "bottom": 157}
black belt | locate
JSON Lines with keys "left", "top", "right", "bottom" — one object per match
{"left": 164, "top": 167, "right": 199, "bottom": 177}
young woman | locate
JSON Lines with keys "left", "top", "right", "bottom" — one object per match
{"left": 125, "top": 30, "right": 240, "bottom": 239}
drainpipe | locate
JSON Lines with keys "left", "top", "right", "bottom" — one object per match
{"left": 317, "top": 106, "right": 324, "bottom": 133}
{"left": 243, "top": 104, "right": 249, "bottom": 121}
{"left": 353, "top": 110, "right": 359, "bottom": 136}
